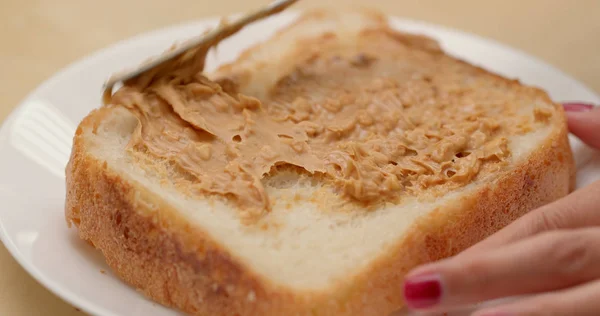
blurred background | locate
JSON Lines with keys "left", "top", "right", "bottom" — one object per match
{"left": 0, "top": 0, "right": 598, "bottom": 314}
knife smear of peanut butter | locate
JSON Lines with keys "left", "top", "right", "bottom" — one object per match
{"left": 102, "top": 0, "right": 299, "bottom": 105}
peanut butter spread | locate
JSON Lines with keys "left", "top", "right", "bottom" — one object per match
{"left": 106, "top": 26, "right": 554, "bottom": 220}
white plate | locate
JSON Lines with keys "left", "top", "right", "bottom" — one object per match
{"left": 0, "top": 11, "right": 599, "bottom": 316}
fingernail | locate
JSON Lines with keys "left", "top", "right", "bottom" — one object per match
{"left": 563, "top": 102, "right": 594, "bottom": 112}
{"left": 403, "top": 274, "right": 443, "bottom": 309}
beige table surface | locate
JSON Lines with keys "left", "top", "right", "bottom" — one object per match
{"left": 1, "top": 0, "right": 599, "bottom": 315}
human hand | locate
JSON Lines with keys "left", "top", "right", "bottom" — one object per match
{"left": 402, "top": 103, "right": 600, "bottom": 316}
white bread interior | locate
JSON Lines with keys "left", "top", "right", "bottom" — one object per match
{"left": 87, "top": 104, "right": 554, "bottom": 290}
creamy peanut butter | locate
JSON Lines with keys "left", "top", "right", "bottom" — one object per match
{"left": 106, "top": 26, "right": 553, "bottom": 220}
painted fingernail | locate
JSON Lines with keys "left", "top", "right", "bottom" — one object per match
{"left": 563, "top": 102, "right": 594, "bottom": 112}
{"left": 403, "top": 274, "right": 442, "bottom": 309}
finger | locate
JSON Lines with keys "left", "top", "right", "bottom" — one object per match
{"left": 563, "top": 103, "right": 600, "bottom": 150}
{"left": 473, "top": 279, "right": 600, "bottom": 316}
{"left": 461, "top": 179, "right": 600, "bottom": 256}
{"left": 403, "top": 228, "right": 600, "bottom": 310}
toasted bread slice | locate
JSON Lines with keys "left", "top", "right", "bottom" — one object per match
{"left": 65, "top": 10, "right": 575, "bottom": 316}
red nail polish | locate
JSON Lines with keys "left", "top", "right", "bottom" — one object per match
{"left": 563, "top": 102, "right": 594, "bottom": 112}
{"left": 403, "top": 274, "right": 442, "bottom": 309}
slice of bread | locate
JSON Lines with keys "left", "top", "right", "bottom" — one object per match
{"left": 65, "top": 9, "right": 575, "bottom": 316}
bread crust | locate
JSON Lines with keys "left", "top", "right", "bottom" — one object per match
{"left": 65, "top": 11, "right": 576, "bottom": 316}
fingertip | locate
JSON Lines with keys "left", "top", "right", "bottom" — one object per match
{"left": 562, "top": 103, "right": 600, "bottom": 149}
{"left": 404, "top": 264, "right": 437, "bottom": 280}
